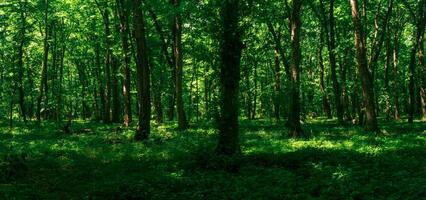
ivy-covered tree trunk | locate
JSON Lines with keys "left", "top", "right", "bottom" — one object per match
{"left": 350, "top": 0, "right": 379, "bottom": 132}
{"left": 216, "top": 0, "right": 243, "bottom": 156}
{"left": 287, "top": 0, "right": 304, "bottom": 137}
{"left": 133, "top": 0, "right": 151, "bottom": 140}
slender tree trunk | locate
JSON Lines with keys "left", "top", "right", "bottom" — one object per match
{"left": 216, "top": 0, "right": 243, "bottom": 156}
{"left": 326, "top": 0, "right": 343, "bottom": 124}
{"left": 392, "top": 33, "right": 401, "bottom": 120}
{"left": 252, "top": 61, "right": 258, "bottom": 120}
{"left": 350, "top": 0, "right": 379, "bottom": 132}
{"left": 384, "top": 32, "right": 392, "bottom": 120}
{"left": 132, "top": 0, "right": 151, "bottom": 140}
{"left": 340, "top": 49, "right": 352, "bottom": 121}
{"left": 57, "top": 31, "right": 66, "bottom": 122}
{"left": 116, "top": 0, "right": 132, "bottom": 126}
{"left": 318, "top": 32, "right": 332, "bottom": 119}
{"left": 273, "top": 48, "right": 281, "bottom": 121}
{"left": 37, "top": 0, "right": 49, "bottom": 123}
{"left": 147, "top": 8, "right": 176, "bottom": 122}
{"left": 287, "top": 0, "right": 304, "bottom": 137}
{"left": 111, "top": 56, "right": 120, "bottom": 123}
{"left": 102, "top": 8, "right": 112, "bottom": 123}
{"left": 95, "top": 42, "right": 105, "bottom": 121}
{"left": 17, "top": 1, "right": 27, "bottom": 122}
{"left": 416, "top": 3, "right": 426, "bottom": 121}
{"left": 172, "top": 0, "right": 188, "bottom": 129}
{"left": 408, "top": 48, "right": 416, "bottom": 123}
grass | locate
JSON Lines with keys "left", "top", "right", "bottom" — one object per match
{"left": 0, "top": 119, "right": 425, "bottom": 199}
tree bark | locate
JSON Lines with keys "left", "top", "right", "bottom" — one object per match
{"left": 273, "top": 48, "right": 281, "bottom": 121}
{"left": 111, "top": 56, "right": 121, "bottom": 123}
{"left": 172, "top": 0, "right": 188, "bottom": 129}
{"left": 104, "top": 8, "right": 112, "bottom": 123}
{"left": 216, "top": 0, "right": 243, "bottom": 156}
{"left": 350, "top": 0, "right": 379, "bottom": 132}
{"left": 287, "top": 0, "right": 304, "bottom": 137}
{"left": 147, "top": 7, "right": 176, "bottom": 122}
{"left": 132, "top": 0, "right": 151, "bottom": 140}
{"left": 116, "top": 0, "right": 132, "bottom": 126}
{"left": 318, "top": 34, "right": 332, "bottom": 119}
{"left": 17, "top": 1, "right": 27, "bottom": 122}
{"left": 408, "top": 48, "right": 416, "bottom": 123}
{"left": 37, "top": 0, "right": 49, "bottom": 123}
{"left": 392, "top": 32, "right": 401, "bottom": 120}
{"left": 322, "top": 0, "right": 343, "bottom": 124}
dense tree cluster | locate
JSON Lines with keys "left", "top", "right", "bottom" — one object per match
{"left": 0, "top": 0, "right": 425, "bottom": 155}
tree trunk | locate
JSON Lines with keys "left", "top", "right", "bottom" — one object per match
{"left": 384, "top": 32, "right": 392, "bottom": 120}
{"left": 37, "top": 0, "right": 49, "bottom": 123}
{"left": 340, "top": 49, "right": 352, "bottom": 121}
{"left": 350, "top": 0, "right": 379, "bottom": 132}
{"left": 287, "top": 0, "right": 304, "bottom": 137}
{"left": 111, "top": 56, "right": 120, "bottom": 123}
{"left": 216, "top": 0, "right": 243, "bottom": 156}
{"left": 116, "top": 0, "right": 132, "bottom": 126}
{"left": 172, "top": 0, "right": 188, "bottom": 129}
{"left": 416, "top": 3, "right": 426, "bottom": 121}
{"left": 95, "top": 41, "right": 105, "bottom": 121}
{"left": 147, "top": 7, "right": 175, "bottom": 122}
{"left": 325, "top": 0, "right": 343, "bottom": 124}
{"left": 318, "top": 32, "right": 332, "bottom": 119}
{"left": 132, "top": 0, "right": 151, "bottom": 140}
{"left": 392, "top": 33, "right": 401, "bottom": 120}
{"left": 102, "top": 8, "right": 112, "bottom": 123}
{"left": 273, "top": 48, "right": 281, "bottom": 121}
{"left": 408, "top": 48, "right": 416, "bottom": 123}
{"left": 17, "top": 1, "right": 27, "bottom": 122}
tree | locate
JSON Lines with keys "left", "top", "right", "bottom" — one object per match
{"left": 216, "top": 0, "right": 243, "bottom": 156}
{"left": 133, "top": 0, "right": 151, "bottom": 140}
{"left": 116, "top": 0, "right": 132, "bottom": 126}
{"left": 16, "top": 0, "right": 28, "bottom": 123}
{"left": 37, "top": 0, "right": 50, "bottom": 123}
{"left": 287, "top": 0, "right": 304, "bottom": 137}
{"left": 172, "top": 0, "right": 189, "bottom": 129}
{"left": 350, "top": 0, "right": 379, "bottom": 132}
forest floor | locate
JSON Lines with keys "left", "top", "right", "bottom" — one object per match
{"left": 0, "top": 119, "right": 425, "bottom": 199}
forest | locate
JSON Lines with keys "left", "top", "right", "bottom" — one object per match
{"left": 0, "top": 0, "right": 425, "bottom": 199}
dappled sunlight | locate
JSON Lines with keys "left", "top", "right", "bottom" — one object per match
{"left": 0, "top": 120, "right": 424, "bottom": 199}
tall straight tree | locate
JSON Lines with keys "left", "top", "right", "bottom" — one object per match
{"left": 350, "top": 0, "right": 379, "bottom": 132}
{"left": 324, "top": 0, "right": 343, "bottom": 124}
{"left": 172, "top": 0, "right": 188, "bottom": 129}
{"left": 132, "top": 0, "right": 151, "bottom": 140}
{"left": 37, "top": 0, "right": 49, "bottom": 123}
{"left": 216, "top": 0, "right": 243, "bottom": 155}
{"left": 116, "top": 0, "right": 132, "bottom": 126}
{"left": 95, "top": 0, "right": 112, "bottom": 123}
{"left": 17, "top": 0, "right": 27, "bottom": 122}
{"left": 403, "top": 0, "right": 426, "bottom": 121}
{"left": 287, "top": 0, "right": 304, "bottom": 137}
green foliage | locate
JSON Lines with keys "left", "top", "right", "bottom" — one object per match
{"left": 0, "top": 120, "right": 425, "bottom": 199}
